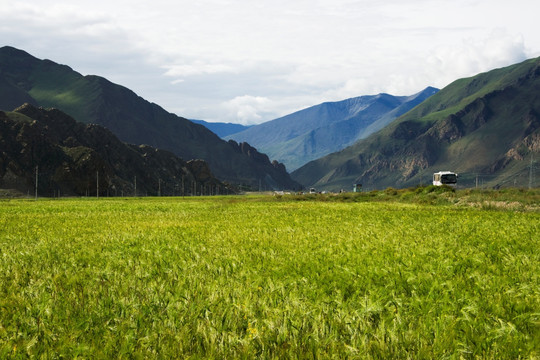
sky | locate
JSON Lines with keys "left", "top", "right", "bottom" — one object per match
{"left": 1, "top": 0, "right": 539, "bottom": 125}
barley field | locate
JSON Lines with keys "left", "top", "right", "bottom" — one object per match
{"left": 0, "top": 192, "right": 538, "bottom": 358}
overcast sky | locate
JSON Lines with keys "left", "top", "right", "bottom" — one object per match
{"left": 2, "top": 0, "right": 539, "bottom": 124}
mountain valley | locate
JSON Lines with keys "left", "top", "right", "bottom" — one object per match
{"left": 291, "top": 57, "right": 540, "bottom": 190}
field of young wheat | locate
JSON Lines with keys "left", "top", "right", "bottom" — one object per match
{"left": 0, "top": 194, "right": 538, "bottom": 358}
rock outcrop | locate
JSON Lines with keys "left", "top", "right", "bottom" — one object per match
{"left": 0, "top": 104, "right": 228, "bottom": 196}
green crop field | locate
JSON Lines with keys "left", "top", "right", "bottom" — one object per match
{"left": 0, "top": 191, "right": 538, "bottom": 358}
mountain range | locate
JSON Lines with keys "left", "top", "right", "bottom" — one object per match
{"left": 0, "top": 104, "right": 225, "bottom": 197}
{"left": 226, "top": 87, "right": 438, "bottom": 171}
{"left": 0, "top": 46, "right": 300, "bottom": 191}
{"left": 2, "top": 46, "right": 539, "bottom": 193}
{"left": 291, "top": 57, "right": 540, "bottom": 190}
{"left": 190, "top": 119, "right": 252, "bottom": 138}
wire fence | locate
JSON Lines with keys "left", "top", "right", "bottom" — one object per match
{"left": 25, "top": 167, "right": 235, "bottom": 199}
{"left": 356, "top": 156, "right": 539, "bottom": 192}
{"left": 17, "top": 155, "right": 540, "bottom": 198}
{"left": 456, "top": 159, "right": 538, "bottom": 189}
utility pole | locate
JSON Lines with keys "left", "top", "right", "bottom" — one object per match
{"left": 134, "top": 176, "right": 137, "bottom": 197}
{"left": 158, "top": 178, "right": 161, "bottom": 197}
{"left": 35, "top": 165, "right": 38, "bottom": 200}
{"left": 96, "top": 171, "right": 99, "bottom": 199}
{"left": 529, "top": 154, "right": 534, "bottom": 189}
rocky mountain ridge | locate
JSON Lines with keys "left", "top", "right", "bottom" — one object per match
{"left": 0, "top": 104, "right": 227, "bottom": 196}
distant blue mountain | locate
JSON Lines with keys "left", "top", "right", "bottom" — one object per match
{"left": 226, "top": 87, "right": 439, "bottom": 171}
{"left": 190, "top": 119, "right": 252, "bottom": 138}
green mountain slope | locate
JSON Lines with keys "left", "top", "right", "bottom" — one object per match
{"left": 291, "top": 57, "right": 540, "bottom": 190}
{"left": 0, "top": 46, "right": 300, "bottom": 190}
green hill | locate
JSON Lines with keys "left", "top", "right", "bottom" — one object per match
{"left": 0, "top": 46, "right": 300, "bottom": 190}
{"left": 292, "top": 57, "right": 540, "bottom": 190}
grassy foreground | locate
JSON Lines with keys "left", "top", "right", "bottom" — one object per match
{"left": 0, "top": 193, "right": 538, "bottom": 358}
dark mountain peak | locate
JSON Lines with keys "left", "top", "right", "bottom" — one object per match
{"left": 0, "top": 46, "right": 299, "bottom": 190}
{"left": 0, "top": 46, "right": 34, "bottom": 59}
{"left": 0, "top": 46, "right": 77, "bottom": 76}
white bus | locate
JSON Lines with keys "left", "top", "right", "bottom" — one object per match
{"left": 433, "top": 171, "right": 458, "bottom": 187}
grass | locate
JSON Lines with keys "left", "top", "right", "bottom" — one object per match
{"left": 0, "top": 194, "right": 538, "bottom": 358}
{"left": 281, "top": 186, "right": 540, "bottom": 210}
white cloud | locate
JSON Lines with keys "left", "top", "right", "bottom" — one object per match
{"left": 1, "top": 0, "right": 540, "bottom": 124}
{"left": 222, "top": 95, "right": 274, "bottom": 125}
{"left": 163, "top": 62, "right": 236, "bottom": 78}
{"left": 425, "top": 29, "right": 528, "bottom": 87}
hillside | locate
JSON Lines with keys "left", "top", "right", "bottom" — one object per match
{"left": 292, "top": 57, "right": 540, "bottom": 190}
{"left": 0, "top": 104, "right": 228, "bottom": 196}
{"left": 227, "top": 87, "right": 438, "bottom": 171}
{"left": 0, "top": 46, "right": 300, "bottom": 190}
{"left": 190, "top": 119, "right": 252, "bottom": 138}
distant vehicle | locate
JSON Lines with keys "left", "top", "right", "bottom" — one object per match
{"left": 309, "top": 188, "right": 317, "bottom": 194}
{"left": 433, "top": 171, "right": 458, "bottom": 187}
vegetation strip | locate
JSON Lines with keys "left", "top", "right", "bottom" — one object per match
{"left": 0, "top": 192, "right": 538, "bottom": 358}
